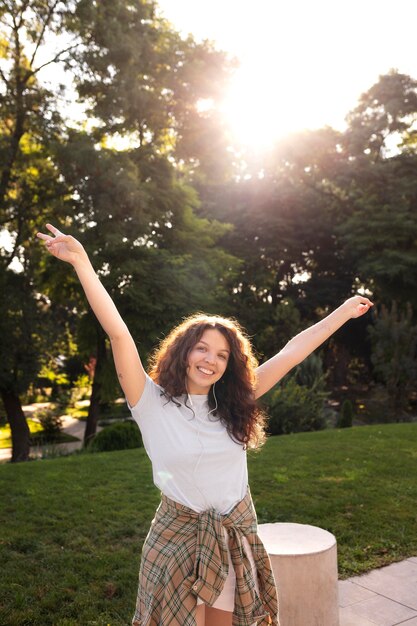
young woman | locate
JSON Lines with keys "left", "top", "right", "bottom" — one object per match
{"left": 37, "top": 223, "right": 373, "bottom": 626}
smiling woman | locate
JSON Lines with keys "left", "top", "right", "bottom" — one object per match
{"left": 37, "top": 222, "right": 373, "bottom": 626}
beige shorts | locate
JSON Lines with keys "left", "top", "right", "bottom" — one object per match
{"left": 197, "top": 526, "right": 260, "bottom": 612}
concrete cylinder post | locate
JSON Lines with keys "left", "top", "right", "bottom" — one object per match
{"left": 258, "top": 522, "right": 340, "bottom": 626}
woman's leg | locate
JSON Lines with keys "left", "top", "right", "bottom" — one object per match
{"left": 205, "top": 607, "right": 233, "bottom": 626}
{"left": 196, "top": 603, "right": 206, "bottom": 626}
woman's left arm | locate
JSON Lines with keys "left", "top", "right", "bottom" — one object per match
{"left": 254, "top": 295, "right": 373, "bottom": 399}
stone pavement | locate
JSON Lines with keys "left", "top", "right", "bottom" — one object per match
{"left": 339, "top": 557, "right": 417, "bottom": 625}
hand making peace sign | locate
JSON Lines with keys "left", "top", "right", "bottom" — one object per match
{"left": 36, "top": 223, "right": 88, "bottom": 267}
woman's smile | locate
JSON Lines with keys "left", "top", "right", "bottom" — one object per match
{"left": 186, "top": 328, "right": 230, "bottom": 393}
{"left": 196, "top": 365, "right": 215, "bottom": 376}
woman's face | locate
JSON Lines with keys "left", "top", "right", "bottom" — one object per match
{"left": 186, "top": 328, "right": 230, "bottom": 394}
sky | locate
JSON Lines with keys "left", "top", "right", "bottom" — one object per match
{"left": 156, "top": 0, "right": 417, "bottom": 149}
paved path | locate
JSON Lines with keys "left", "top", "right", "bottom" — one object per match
{"left": 339, "top": 556, "right": 417, "bottom": 625}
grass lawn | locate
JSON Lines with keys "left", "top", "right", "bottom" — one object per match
{"left": 1, "top": 422, "right": 416, "bottom": 625}
{"left": 0, "top": 420, "right": 44, "bottom": 449}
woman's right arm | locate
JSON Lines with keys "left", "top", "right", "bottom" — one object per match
{"left": 37, "top": 223, "right": 146, "bottom": 407}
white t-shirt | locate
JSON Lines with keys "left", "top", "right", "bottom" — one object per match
{"left": 129, "top": 374, "right": 248, "bottom": 514}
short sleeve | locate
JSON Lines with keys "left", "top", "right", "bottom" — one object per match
{"left": 128, "top": 374, "right": 164, "bottom": 427}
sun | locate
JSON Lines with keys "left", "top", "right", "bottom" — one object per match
{"left": 219, "top": 62, "right": 341, "bottom": 152}
{"left": 220, "top": 65, "right": 285, "bottom": 151}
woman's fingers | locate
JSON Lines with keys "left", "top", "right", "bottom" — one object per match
{"left": 46, "top": 223, "right": 63, "bottom": 237}
{"left": 37, "top": 223, "right": 82, "bottom": 265}
{"left": 37, "top": 223, "right": 64, "bottom": 242}
{"left": 36, "top": 231, "right": 53, "bottom": 242}
{"left": 354, "top": 296, "right": 373, "bottom": 308}
{"left": 344, "top": 295, "right": 374, "bottom": 318}
{"left": 354, "top": 297, "right": 374, "bottom": 317}
{"left": 36, "top": 232, "right": 67, "bottom": 245}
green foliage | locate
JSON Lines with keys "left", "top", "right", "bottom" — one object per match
{"left": 368, "top": 301, "right": 417, "bottom": 417}
{"left": 0, "top": 271, "right": 44, "bottom": 395}
{"left": 345, "top": 71, "right": 417, "bottom": 158}
{"left": 337, "top": 399, "right": 354, "bottom": 428}
{"left": 201, "top": 70, "right": 417, "bottom": 368}
{"left": 338, "top": 155, "right": 417, "bottom": 307}
{"left": 364, "top": 385, "right": 396, "bottom": 424}
{"left": 88, "top": 420, "right": 142, "bottom": 453}
{"left": 255, "top": 299, "right": 303, "bottom": 360}
{"left": 264, "top": 375, "right": 327, "bottom": 435}
{"left": 35, "top": 408, "right": 63, "bottom": 441}
{"left": 294, "top": 352, "right": 327, "bottom": 389}
{"left": 68, "top": 0, "right": 234, "bottom": 178}
{"left": 0, "top": 418, "right": 43, "bottom": 449}
{"left": 339, "top": 72, "right": 417, "bottom": 306}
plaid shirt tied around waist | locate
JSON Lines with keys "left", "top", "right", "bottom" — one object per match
{"left": 132, "top": 488, "right": 279, "bottom": 626}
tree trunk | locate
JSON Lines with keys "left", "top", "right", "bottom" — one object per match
{"left": 1, "top": 389, "right": 30, "bottom": 462}
{"left": 83, "top": 329, "right": 107, "bottom": 446}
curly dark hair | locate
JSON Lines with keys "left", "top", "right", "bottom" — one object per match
{"left": 148, "top": 313, "right": 267, "bottom": 449}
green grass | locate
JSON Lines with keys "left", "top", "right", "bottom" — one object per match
{"left": 1, "top": 422, "right": 416, "bottom": 625}
{"left": 0, "top": 419, "right": 43, "bottom": 449}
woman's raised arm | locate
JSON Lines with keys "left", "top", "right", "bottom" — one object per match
{"left": 37, "top": 223, "right": 146, "bottom": 407}
{"left": 254, "top": 295, "right": 373, "bottom": 399}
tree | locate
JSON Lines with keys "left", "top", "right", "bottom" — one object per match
{"left": 337, "top": 72, "right": 417, "bottom": 307}
{"left": 0, "top": 0, "right": 72, "bottom": 221}
{"left": 344, "top": 70, "right": 417, "bottom": 160}
{"left": 49, "top": 132, "right": 238, "bottom": 444}
{"left": 66, "top": 0, "right": 234, "bottom": 178}
{"left": 196, "top": 127, "right": 357, "bottom": 360}
{"left": 338, "top": 156, "right": 417, "bottom": 307}
{"left": 0, "top": 271, "right": 44, "bottom": 461}
{"left": 207, "top": 73, "right": 417, "bottom": 344}
{"left": 0, "top": 0, "right": 238, "bottom": 453}
{"left": 50, "top": 1, "right": 237, "bottom": 442}
{"left": 0, "top": 1, "right": 72, "bottom": 459}
{"left": 368, "top": 302, "right": 417, "bottom": 417}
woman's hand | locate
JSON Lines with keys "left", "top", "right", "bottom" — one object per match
{"left": 37, "top": 223, "right": 88, "bottom": 266}
{"left": 342, "top": 295, "right": 374, "bottom": 319}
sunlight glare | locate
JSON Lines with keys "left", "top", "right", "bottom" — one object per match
{"left": 158, "top": 0, "right": 417, "bottom": 153}
{"left": 221, "top": 61, "right": 334, "bottom": 150}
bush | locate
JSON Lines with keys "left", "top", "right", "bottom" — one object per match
{"left": 36, "top": 408, "right": 63, "bottom": 441}
{"left": 368, "top": 301, "right": 417, "bottom": 417}
{"left": 337, "top": 399, "right": 354, "bottom": 428}
{"left": 362, "top": 385, "right": 411, "bottom": 424}
{"left": 88, "top": 420, "right": 142, "bottom": 452}
{"left": 265, "top": 376, "right": 327, "bottom": 435}
{"left": 294, "top": 352, "right": 326, "bottom": 389}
